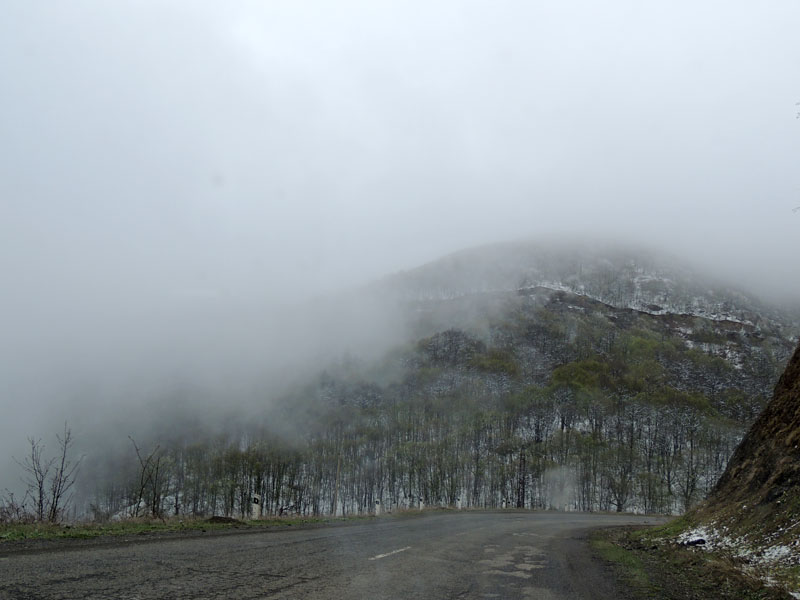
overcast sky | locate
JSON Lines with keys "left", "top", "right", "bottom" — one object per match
{"left": 1, "top": 1, "right": 799, "bottom": 487}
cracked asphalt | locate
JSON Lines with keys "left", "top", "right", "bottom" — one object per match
{"left": 0, "top": 511, "right": 664, "bottom": 599}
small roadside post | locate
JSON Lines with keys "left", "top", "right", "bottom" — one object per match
{"left": 252, "top": 494, "right": 261, "bottom": 520}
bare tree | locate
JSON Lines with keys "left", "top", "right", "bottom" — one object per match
{"left": 46, "top": 423, "right": 83, "bottom": 523}
{"left": 15, "top": 437, "right": 54, "bottom": 521}
{"left": 129, "top": 437, "right": 164, "bottom": 519}
{"left": 13, "top": 423, "right": 82, "bottom": 523}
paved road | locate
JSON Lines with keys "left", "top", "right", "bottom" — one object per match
{"left": 0, "top": 511, "right": 664, "bottom": 599}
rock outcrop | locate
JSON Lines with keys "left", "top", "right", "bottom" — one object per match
{"left": 708, "top": 341, "right": 800, "bottom": 510}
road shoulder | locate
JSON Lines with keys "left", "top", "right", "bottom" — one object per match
{"left": 591, "top": 525, "right": 793, "bottom": 600}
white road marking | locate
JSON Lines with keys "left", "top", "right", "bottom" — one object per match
{"left": 368, "top": 546, "right": 412, "bottom": 561}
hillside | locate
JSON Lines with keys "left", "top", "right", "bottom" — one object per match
{"left": 76, "top": 241, "right": 799, "bottom": 521}
{"left": 669, "top": 341, "right": 800, "bottom": 593}
{"left": 376, "top": 241, "right": 798, "bottom": 418}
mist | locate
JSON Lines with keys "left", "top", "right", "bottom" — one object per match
{"left": 2, "top": 1, "right": 800, "bottom": 495}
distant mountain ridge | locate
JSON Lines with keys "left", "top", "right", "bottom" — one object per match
{"left": 377, "top": 240, "right": 798, "bottom": 336}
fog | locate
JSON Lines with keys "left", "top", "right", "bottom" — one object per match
{"left": 2, "top": 1, "right": 799, "bottom": 494}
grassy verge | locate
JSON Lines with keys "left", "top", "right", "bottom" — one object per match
{"left": 0, "top": 515, "right": 336, "bottom": 543}
{"left": 591, "top": 531, "right": 654, "bottom": 595}
{"left": 590, "top": 523, "right": 793, "bottom": 600}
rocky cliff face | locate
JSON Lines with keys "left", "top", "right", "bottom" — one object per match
{"left": 709, "top": 342, "right": 800, "bottom": 509}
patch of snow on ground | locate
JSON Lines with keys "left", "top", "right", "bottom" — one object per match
{"left": 672, "top": 523, "right": 800, "bottom": 597}
{"left": 759, "top": 545, "right": 794, "bottom": 563}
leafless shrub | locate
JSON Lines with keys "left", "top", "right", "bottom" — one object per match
{"left": 0, "top": 490, "right": 35, "bottom": 524}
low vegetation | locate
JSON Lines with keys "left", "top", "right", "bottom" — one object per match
{"left": 0, "top": 515, "right": 333, "bottom": 543}
{"left": 591, "top": 523, "right": 793, "bottom": 600}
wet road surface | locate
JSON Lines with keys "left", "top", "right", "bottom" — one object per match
{"left": 0, "top": 511, "right": 664, "bottom": 599}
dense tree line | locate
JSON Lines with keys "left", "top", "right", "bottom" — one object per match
{"left": 84, "top": 332, "right": 746, "bottom": 520}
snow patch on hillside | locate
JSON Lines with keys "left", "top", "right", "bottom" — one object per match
{"left": 520, "top": 280, "right": 757, "bottom": 326}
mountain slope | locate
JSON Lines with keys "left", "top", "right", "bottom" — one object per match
{"left": 370, "top": 241, "right": 798, "bottom": 420}
{"left": 76, "top": 241, "right": 800, "bottom": 523}
{"left": 268, "top": 242, "right": 799, "bottom": 512}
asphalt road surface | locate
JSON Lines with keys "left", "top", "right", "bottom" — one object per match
{"left": 0, "top": 511, "right": 665, "bottom": 599}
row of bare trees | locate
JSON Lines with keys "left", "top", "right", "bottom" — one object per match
{"left": 81, "top": 383, "right": 740, "bottom": 521}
